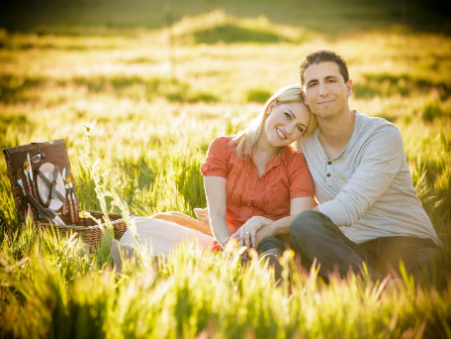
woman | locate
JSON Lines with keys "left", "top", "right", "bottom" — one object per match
{"left": 117, "top": 84, "right": 316, "bottom": 260}
{"left": 201, "top": 84, "right": 316, "bottom": 251}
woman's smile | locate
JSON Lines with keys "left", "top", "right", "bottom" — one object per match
{"left": 261, "top": 101, "right": 311, "bottom": 149}
{"left": 276, "top": 127, "right": 287, "bottom": 140}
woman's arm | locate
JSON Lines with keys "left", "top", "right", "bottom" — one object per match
{"left": 255, "top": 196, "right": 313, "bottom": 248}
{"left": 231, "top": 196, "right": 313, "bottom": 249}
{"left": 204, "top": 176, "right": 231, "bottom": 246}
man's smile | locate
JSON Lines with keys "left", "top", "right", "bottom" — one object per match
{"left": 318, "top": 99, "right": 335, "bottom": 105}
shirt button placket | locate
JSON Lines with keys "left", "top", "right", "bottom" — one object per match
{"left": 326, "top": 161, "right": 332, "bottom": 183}
{"left": 249, "top": 178, "right": 257, "bottom": 213}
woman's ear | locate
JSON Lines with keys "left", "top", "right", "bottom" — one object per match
{"left": 267, "top": 100, "right": 276, "bottom": 114}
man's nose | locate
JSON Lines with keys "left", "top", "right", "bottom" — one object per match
{"left": 319, "top": 81, "right": 329, "bottom": 96}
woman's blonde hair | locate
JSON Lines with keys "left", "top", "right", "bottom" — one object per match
{"left": 231, "top": 84, "right": 316, "bottom": 159}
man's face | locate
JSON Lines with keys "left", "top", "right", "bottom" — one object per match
{"left": 302, "top": 61, "right": 352, "bottom": 119}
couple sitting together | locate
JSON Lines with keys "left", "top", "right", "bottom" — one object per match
{"left": 117, "top": 50, "right": 440, "bottom": 280}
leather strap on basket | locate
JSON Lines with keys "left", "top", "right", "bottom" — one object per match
{"left": 46, "top": 165, "right": 59, "bottom": 207}
{"left": 37, "top": 170, "right": 65, "bottom": 205}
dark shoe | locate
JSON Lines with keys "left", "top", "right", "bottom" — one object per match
{"left": 240, "top": 256, "right": 250, "bottom": 266}
{"left": 259, "top": 249, "right": 283, "bottom": 282}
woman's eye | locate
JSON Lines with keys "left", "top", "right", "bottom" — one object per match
{"left": 297, "top": 126, "right": 304, "bottom": 132}
{"left": 284, "top": 113, "right": 291, "bottom": 119}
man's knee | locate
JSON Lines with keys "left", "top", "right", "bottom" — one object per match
{"left": 290, "top": 210, "right": 336, "bottom": 241}
{"left": 291, "top": 210, "right": 323, "bottom": 233}
{"left": 257, "top": 237, "right": 284, "bottom": 253}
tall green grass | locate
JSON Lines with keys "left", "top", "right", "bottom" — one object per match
{"left": 1, "top": 224, "right": 451, "bottom": 338}
{"left": 1, "top": 9, "right": 451, "bottom": 338}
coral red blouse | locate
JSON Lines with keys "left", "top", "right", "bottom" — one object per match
{"left": 201, "top": 136, "right": 315, "bottom": 234}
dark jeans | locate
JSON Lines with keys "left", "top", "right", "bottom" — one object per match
{"left": 257, "top": 210, "right": 440, "bottom": 280}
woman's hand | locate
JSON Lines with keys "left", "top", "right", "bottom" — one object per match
{"left": 231, "top": 216, "right": 272, "bottom": 249}
{"left": 231, "top": 197, "right": 314, "bottom": 250}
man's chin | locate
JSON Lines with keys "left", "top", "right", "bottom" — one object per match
{"left": 312, "top": 109, "right": 334, "bottom": 118}
{"left": 312, "top": 105, "right": 342, "bottom": 118}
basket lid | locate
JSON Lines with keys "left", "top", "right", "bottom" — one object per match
{"left": 3, "top": 139, "right": 76, "bottom": 222}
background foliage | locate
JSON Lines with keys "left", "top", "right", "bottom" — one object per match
{"left": 0, "top": 0, "right": 450, "bottom": 337}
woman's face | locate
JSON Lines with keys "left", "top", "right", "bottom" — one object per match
{"left": 263, "top": 102, "right": 311, "bottom": 148}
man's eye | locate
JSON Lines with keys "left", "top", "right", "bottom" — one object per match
{"left": 308, "top": 83, "right": 316, "bottom": 87}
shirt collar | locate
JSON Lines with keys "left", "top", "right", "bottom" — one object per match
{"left": 250, "top": 146, "right": 287, "bottom": 173}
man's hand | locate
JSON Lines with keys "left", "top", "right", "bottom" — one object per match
{"left": 254, "top": 223, "right": 277, "bottom": 249}
{"left": 231, "top": 216, "right": 272, "bottom": 249}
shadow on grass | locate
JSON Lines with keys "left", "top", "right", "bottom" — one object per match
{"left": 0, "top": 74, "right": 46, "bottom": 104}
{"left": 0, "top": 74, "right": 219, "bottom": 104}
{"left": 120, "top": 56, "right": 156, "bottom": 64}
{"left": 353, "top": 73, "right": 451, "bottom": 100}
{"left": 0, "top": 114, "right": 28, "bottom": 133}
{"left": 193, "top": 24, "right": 285, "bottom": 44}
{"left": 246, "top": 88, "right": 271, "bottom": 103}
{"left": 72, "top": 75, "right": 219, "bottom": 103}
{"left": 0, "top": 40, "right": 96, "bottom": 51}
{"left": 374, "top": 114, "right": 398, "bottom": 123}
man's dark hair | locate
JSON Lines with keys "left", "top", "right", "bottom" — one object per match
{"left": 299, "top": 50, "right": 349, "bottom": 86}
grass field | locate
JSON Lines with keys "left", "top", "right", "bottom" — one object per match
{"left": 1, "top": 1, "right": 451, "bottom": 338}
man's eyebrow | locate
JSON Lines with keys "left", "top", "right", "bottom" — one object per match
{"left": 306, "top": 79, "right": 318, "bottom": 85}
{"left": 306, "top": 75, "right": 339, "bottom": 84}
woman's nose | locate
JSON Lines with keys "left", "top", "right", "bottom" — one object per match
{"left": 285, "top": 123, "right": 295, "bottom": 134}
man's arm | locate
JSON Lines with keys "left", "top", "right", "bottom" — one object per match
{"left": 318, "top": 125, "right": 404, "bottom": 226}
{"left": 255, "top": 196, "right": 313, "bottom": 247}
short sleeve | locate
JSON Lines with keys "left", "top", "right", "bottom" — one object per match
{"left": 200, "top": 137, "right": 229, "bottom": 178}
{"left": 287, "top": 152, "right": 315, "bottom": 199}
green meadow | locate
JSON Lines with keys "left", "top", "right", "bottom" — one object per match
{"left": 1, "top": 1, "right": 451, "bottom": 337}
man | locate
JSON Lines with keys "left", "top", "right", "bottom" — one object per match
{"left": 256, "top": 50, "right": 440, "bottom": 279}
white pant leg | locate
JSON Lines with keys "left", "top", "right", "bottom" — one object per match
{"left": 119, "top": 216, "right": 215, "bottom": 257}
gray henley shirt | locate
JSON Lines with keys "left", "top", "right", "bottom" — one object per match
{"left": 301, "top": 111, "right": 439, "bottom": 245}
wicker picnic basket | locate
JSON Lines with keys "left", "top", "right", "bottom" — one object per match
{"left": 3, "top": 139, "right": 128, "bottom": 248}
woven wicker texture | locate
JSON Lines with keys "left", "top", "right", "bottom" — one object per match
{"left": 3, "top": 140, "right": 129, "bottom": 249}
{"left": 37, "top": 210, "right": 128, "bottom": 247}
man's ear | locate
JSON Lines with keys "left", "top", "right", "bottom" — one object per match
{"left": 346, "top": 80, "right": 353, "bottom": 97}
{"left": 301, "top": 90, "right": 308, "bottom": 106}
